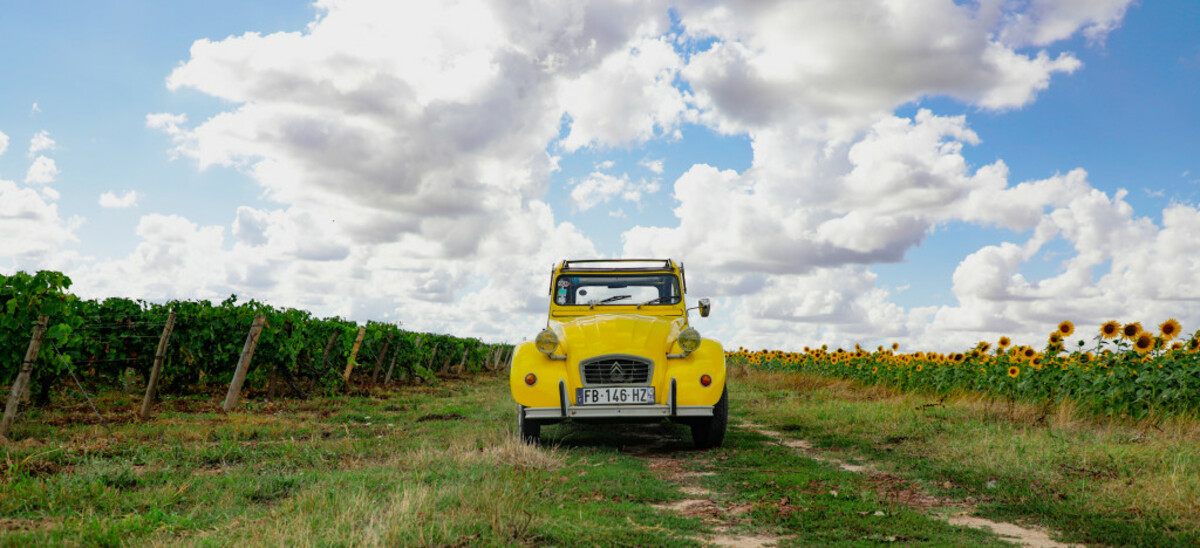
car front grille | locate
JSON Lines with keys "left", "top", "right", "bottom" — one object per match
{"left": 581, "top": 355, "right": 653, "bottom": 385}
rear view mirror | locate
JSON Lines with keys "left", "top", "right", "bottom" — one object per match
{"left": 698, "top": 298, "right": 711, "bottom": 318}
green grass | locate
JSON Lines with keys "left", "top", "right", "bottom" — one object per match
{"left": 7, "top": 368, "right": 1179, "bottom": 546}
{"left": 734, "top": 367, "right": 1200, "bottom": 546}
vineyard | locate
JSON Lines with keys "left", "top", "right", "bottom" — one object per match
{"left": 728, "top": 319, "right": 1200, "bottom": 419}
{"left": 1, "top": 270, "right": 511, "bottom": 439}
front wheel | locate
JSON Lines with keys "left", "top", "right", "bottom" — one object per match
{"left": 690, "top": 386, "right": 728, "bottom": 449}
{"left": 518, "top": 405, "right": 541, "bottom": 444}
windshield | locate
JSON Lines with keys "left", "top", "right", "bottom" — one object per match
{"left": 554, "top": 273, "right": 682, "bottom": 307}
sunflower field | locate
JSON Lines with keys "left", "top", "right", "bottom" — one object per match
{"left": 727, "top": 320, "right": 1200, "bottom": 419}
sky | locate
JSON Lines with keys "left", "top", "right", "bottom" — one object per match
{"left": 2, "top": 0, "right": 1199, "bottom": 353}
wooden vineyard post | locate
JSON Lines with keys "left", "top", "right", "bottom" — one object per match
{"left": 342, "top": 327, "right": 366, "bottom": 383}
{"left": 319, "top": 332, "right": 339, "bottom": 372}
{"left": 370, "top": 334, "right": 393, "bottom": 385}
{"left": 388, "top": 336, "right": 418, "bottom": 384}
{"left": 421, "top": 343, "right": 439, "bottom": 382}
{"left": 222, "top": 314, "right": 266, "bottom": 412}
{"left": 483, "top": 346, "right": 496, "bottom": 371}
{"left": 382, "top": 349, "right": 400, "bottom": 385}
{"left": 457, "top": 347, "right": 469, "bottom": 375}
{"left": 1, "top": 316, "right": 49, "bottom": 442}
{"left": 138, "top": 310, "right": 177, "bottom": 419}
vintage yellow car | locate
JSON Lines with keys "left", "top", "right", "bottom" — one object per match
{"left": 509, "top": 259, "right": 727, "bottom": 448}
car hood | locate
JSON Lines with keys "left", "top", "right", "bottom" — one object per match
{"left": 549, "top": 314, "right": 686, "bottom": 359}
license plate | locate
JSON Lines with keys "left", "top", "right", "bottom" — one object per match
{"left": 576, "top": 387, "right": 656, "bottom": 405}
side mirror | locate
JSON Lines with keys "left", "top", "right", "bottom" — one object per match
{"left": 698, "top": 298, "right": 711, "bottom": 318}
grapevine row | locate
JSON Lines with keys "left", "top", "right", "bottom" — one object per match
{"left": 1, "top": 271, "right": 510, "bottom": 407}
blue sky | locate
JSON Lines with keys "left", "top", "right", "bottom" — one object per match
{"left": 2, "top": 1, "right": 1198, "bottom": 351}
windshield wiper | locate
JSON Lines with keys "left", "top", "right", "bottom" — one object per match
{"left": 637, "top": 296, "right": 669, "bottom": 309}
{"left": 590, "top": 294, "right": 632, "bottom": 309}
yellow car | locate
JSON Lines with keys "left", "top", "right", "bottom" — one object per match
{"left": 510, "top": 259, "right": 727, "bottom": 448}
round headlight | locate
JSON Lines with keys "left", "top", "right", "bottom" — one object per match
{"left": 678, "top": 327, "right": 701, "bottom": 353}
{"left": 535, "top": 329, "right": 559, "bottom": 354}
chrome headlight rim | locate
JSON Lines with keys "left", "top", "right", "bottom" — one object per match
{"left": 678, "top": 327, "right": 701, "bottom": 353}
{"left": 535, "top": 329, "right": 559, "bottom": 355}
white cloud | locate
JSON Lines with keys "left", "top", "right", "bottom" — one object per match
{"left": 623, "top": 102, "right": 1200, "bottom": 351}
{"left": 558, "top": 36, "right": 688, "bottom": 151}
{"left": 997, "top": 0, "right": 1132, "bottom": 47}
{"left": 154, "top": 0, "right": 670, "bottom": 262}
{"left": 28, "top": 130, "right": 55, "bottom": 157}
{"left": 146, "top": 112, "right": 188, "bottom": 135}
{"left": 570, "top": 172, "right": 659, "bottom": 212}
{"left": 30, "top": 103, "right": 40, "bottom": 115}
{"left": 98, "top": 190, "right": 141, "bottom": 209}
{"left": 0, "top": 178, "right": 80, "bottom": 266}
{"left": 640, "top": 157, "right": 664, "bottom": 174}
{"left": 676, "top": 0, "right": 1091, "bottom": 139}
{"left": 25, "top": 156, "right": 59, "bottom": 184}
{"left": 0, "top": 130, "right": 8, "bottom": 156}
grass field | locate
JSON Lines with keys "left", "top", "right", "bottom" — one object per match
{"left": 2, "top": 368, "right": 1197, "bottom": 546}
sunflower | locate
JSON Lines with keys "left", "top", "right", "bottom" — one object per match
{"left": 1189, "top": 337, "right": 1200, "bottom": 352}
{"left": 1100, "top": 321, "right": 1121, "bottom": 339}
{"left": 892, "top": 342, "right": 900, "bottom": 352}
{"left": 1160, "top": 319, "right": 1182, "bottom": 340}
{"left": 998, "top": 336, "right": 1011, "bottom": 349}
{"left": 1048, "top": 332, "right": 1063, "bottom": 345}
{"left": 1022, "top": 347, "right": 1037, "bottom": 360}
{"left": 977, "top": 341, "right": 991, "bottom": 353}
{"left": 1134, "top": 333, "right": 1154, "bottom": 353}
{"left": 1058, "top": 320, "right": 1075, "bottom": 337}
{"left": 1122, "top": 322, "right": 1143, "bottom": 340}
{"left": 1008, "top": 365, "right": 1020, "bottom": 378}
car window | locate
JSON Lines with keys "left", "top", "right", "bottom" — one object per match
{"left": 554, "top": 274, "right": 681, "bottom": 306}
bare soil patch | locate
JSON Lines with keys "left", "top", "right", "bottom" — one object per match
{"left": 617, "top": 423, "right": 790, "bottom": 547}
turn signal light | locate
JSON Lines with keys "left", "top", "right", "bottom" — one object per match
{"left": 700, "top": 374, "right": 712, "bottom": 387}
{"left": 525, "top": 373, "right": 537, "bottom": 386}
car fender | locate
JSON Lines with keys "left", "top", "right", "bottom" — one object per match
{"left": 509, "top": 341, "right": 569, "bottom": 409}
{"left": 667, "top": 338, "right": 726, "bottom": 407}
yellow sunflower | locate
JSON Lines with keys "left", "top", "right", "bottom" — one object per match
{"left": 1007, "top": 365, "right": 1020, "bottom": 378}
{"left": 1049, "top": 332, "right": 1063, "bottom": 345}
{"left": 1160, "top": 318, "right": 1182, "bottom": 340}
{"left": 1058, "top": 320, "right": 1075, "bottom": 337}
{"left": 1122, "top": 322, "right": 1143, "bottom": 340}
{"left": 1022, "top": 347, "right": 1037, "bottom": 360}
{"left": 998, "top": 336, "right": 1011, "bottom": 349}
{"left": 1100, "top": 321, "right": 1121, "bottom": 339}
{"left": 1134, "top": 333, "right": 1155, "bottom": 353}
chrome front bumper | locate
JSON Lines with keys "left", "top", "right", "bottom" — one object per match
{"left": 523, "top": 378, "right": 714, "bottom": 420}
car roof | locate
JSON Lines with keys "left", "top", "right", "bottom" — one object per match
{"left": 557, "top": 259, "right": 675, "bottom": 273}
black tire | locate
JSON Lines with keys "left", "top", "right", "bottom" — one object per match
{"left": 690, "top": 386, "right": 728, "bottom": 449}
{"left": 518, "top": 405, "right": 541, "bottom": 444}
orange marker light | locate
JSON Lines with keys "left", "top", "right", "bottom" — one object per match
{"left": 524, "top": 373, "right": 537, "bottom": 386}
{"left": 700, "top": 374, "right": 712, "bottom": 387}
